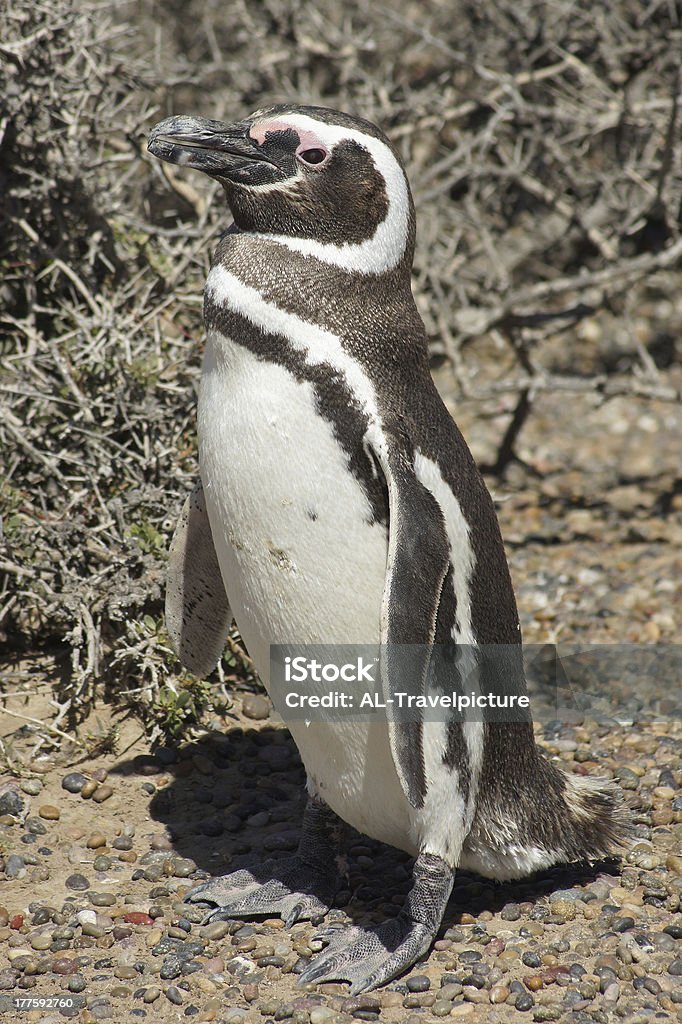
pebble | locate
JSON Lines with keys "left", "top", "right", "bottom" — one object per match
{"left": 124, "top": 912, "right": 154, "bottom": 926}
{"left": 174, "top": 857, "right": 197, "bottom": 878}
{"left": 87, "top": 832, "right": 107, "bottom": 849}
{"left": 81, "top": 780, "right": 99, "bottom": 799}
{"left": 20, "top": 778, "right": 43, "bottom": 795}
{"left": 612, "top": 916, "right": 635, "bottom": 932}
{"left": 432, "top": 1000, "right": 454, "bottom": 1017}
{"left": 62, "top": 773, "right": 88, "bottom": 794}
{"left": 515, "top": 992, "right": 535, "bottom": 1011}
{"left": 491, "top": 985, "right": 510, "bottom": 1003}
{"left": 406, "top": 974, "right": 431, "bottom": 992}
{"left": 65, "top": 873, "right": 90, "bottom": 890}
{"left": 92, "top": 785, "right": 114, "bottom": 803}
{"left": 52, "top": 958, "right": 80, "bottom": 975}
{"left": 450, "top": 1003, "right": 475, "bottom": 1018}
{"left": 381, "top": 991, "right": 404, "bottom": 1008}
{"left": 242, "top": 694, "right": 271, "bottom": 720}
{"left": 165, "top": 985, "right": 183, "bottom": 1004}
{"left": 199, "top": 921, "right": 230, "bottom": 941}
{"left": 310, "top": 1009, "right": 336, "bottom": 1024}
{"left": 533, "top": 1008, "right": 563, "bottom": 1021}
{"left": 5, "top": 854, "right": 26, "bottom": 878}
{"left": 38, "top": 805, "right": 60, "bottom": 820}
{"left": 0, "top": 786, "right": 24, "bottom": 816}
{"left": 143, "top": 986, "right": 161, "bottom": 1003}
{"left": 91, "top": 892, "right": 116, "bottom": 907}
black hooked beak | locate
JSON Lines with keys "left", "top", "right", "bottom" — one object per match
{"left": 147, "top": 115, "right": 278, "bottom": 181}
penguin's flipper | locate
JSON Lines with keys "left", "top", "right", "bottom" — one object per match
{"left": 367, "top": 428, "right": 451, "bottom": 809}
{"left": 165, "top": 482, "right": 232, "bottom": 677}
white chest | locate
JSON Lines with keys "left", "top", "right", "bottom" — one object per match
{"left": 197, "top": 328, "right": 388, "bottom": 656}
{"left": 197, "top": 329, "right": 417, "bottom": 848}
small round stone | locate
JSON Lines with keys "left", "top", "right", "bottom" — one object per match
{"left": 310, "top": 1009, "right": 336, "bottom": 1024}
{"left": 490, "top": 985, "right": 509, "bottom": 1004}
{"left": 115, "top": 966, "right": 138, "bottom": 980}
{"left": 80, "top": 780, "right": 98, "bottom": 799}
{"left": 242, "top": 694, "right": 271, "bottom": 720}
{"left": 38, "top": 805, "right": 60, "bottom": 820}
{"left": 92, "top": 785, "right": 114, "bottom": 803}
{"left": 173, "top": 858, "right": 197, "bottom": 878}
{"left": 165, "top": 985, "right": 183, "bottom": 1004}
{"left": 0, "top": 788, "right": 24, "bottom": 816}
{"left": 432, "top": 1001, "right": 454, "bottom": 1017}
{"left": 0, "top": 968, "right": 19, "bottom": 989}
{"left": 87, "top": 833, "right": 107, "bottom": 849}
{"left": 90, "top": 892, "right": 116, "bottom": 907}
{"left": 143, "top": 986, "right": 161, "bottom": 1002}
{"left": 81, "top": 922, "right": 106, "bottom": 938}
{"left": 668, "top": 959, "right": 682, "bottom": 977}
{"left": 611, "top": 916, "right": 635, "bottom": 932}
{"left": 52, "top": 958, "right": 80, "bottom": 975}
{"left": 199, "top": 921, "right": 230, "bottom": 941}
{"left": 5, "top": 854, "right": 26, "bottom": 878}
{"left": 406, "top": 974, "right": 431, "bottom": 992}
{"left": 65, "top": 873, "right": 90, "bottom": 891}
{"left": 533, "top": 1008, "right": 562, "bottom": 1022}
{"left": 68, "top": 974, "right": 87, "bottom": 992}
{"left": 20, "top": 779, "right": 43, "bottom": 796}
{"left": 24, "top": 817, "right": 47, "bottom": 835}
{"left": 515, "top": 992, "right": 535, "bottom": 1011}
{"left": 450, "top": 1004, "right": 475, "bottom": 1018}
{"left": 62, "top": 773, "right": 88, "bottom": 794}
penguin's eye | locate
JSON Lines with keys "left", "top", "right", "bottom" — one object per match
{"left": 297, "top": 146, "right": 329, "bottom": 167}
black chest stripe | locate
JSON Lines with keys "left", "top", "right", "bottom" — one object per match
{"left": 204, "top": 295, "right": 389, "bottom": 527}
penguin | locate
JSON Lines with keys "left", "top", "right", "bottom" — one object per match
{"left": 147, "top": 105, "right": 630, "bottom": 994}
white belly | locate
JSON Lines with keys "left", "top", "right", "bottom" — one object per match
{"left": 198, "top": 330, "right": 416, "bottom": 851}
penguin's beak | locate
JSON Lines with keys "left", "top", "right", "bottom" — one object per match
{"left": 148, "top": 115, "right": 276, "bottom": 178}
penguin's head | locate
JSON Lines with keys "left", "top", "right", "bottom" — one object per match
{"left": 148, "top": 104, "right": 414, "bottom": 271}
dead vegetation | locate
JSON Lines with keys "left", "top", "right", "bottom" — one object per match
{"left": 1, "top": 0, "right": 680, "bottom": 738}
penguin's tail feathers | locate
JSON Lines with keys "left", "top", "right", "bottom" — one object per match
{"left": 460, "top": 752, "right": 634, "bottom": 882}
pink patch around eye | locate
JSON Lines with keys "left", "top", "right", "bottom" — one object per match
{"left": 249, "top": 119, "right": 324, "bottom": 152}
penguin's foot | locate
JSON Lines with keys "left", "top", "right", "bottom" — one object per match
{"left": 185, "top": 855, "right": 335, "bottom": 927}
{"left": 297, "top": 852, "right": 454, "bottom": 995}
{"left": 185, "top": 794, "right": 345, "bottom": 928}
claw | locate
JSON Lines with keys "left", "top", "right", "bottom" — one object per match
{"left": 182, "top": 855, "right": 337, "bottom": 925}
{"left": 297, "top": 852, "right": 454, "bottom": 993}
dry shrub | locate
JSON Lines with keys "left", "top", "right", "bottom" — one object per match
{"left": 1, "top": 0, "right": 680, "bottom": 727}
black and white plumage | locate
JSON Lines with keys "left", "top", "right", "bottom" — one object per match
{"left": 148, "top": 105, "right": 630, "bottom": 993}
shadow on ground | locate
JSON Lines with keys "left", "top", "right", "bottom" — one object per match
{"left": 107, "top": 723, "right": 621, "bottom": 937}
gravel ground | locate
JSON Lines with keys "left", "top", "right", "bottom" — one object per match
{"left": 1, "top": 371, "right": 680, "bottom": 1024}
